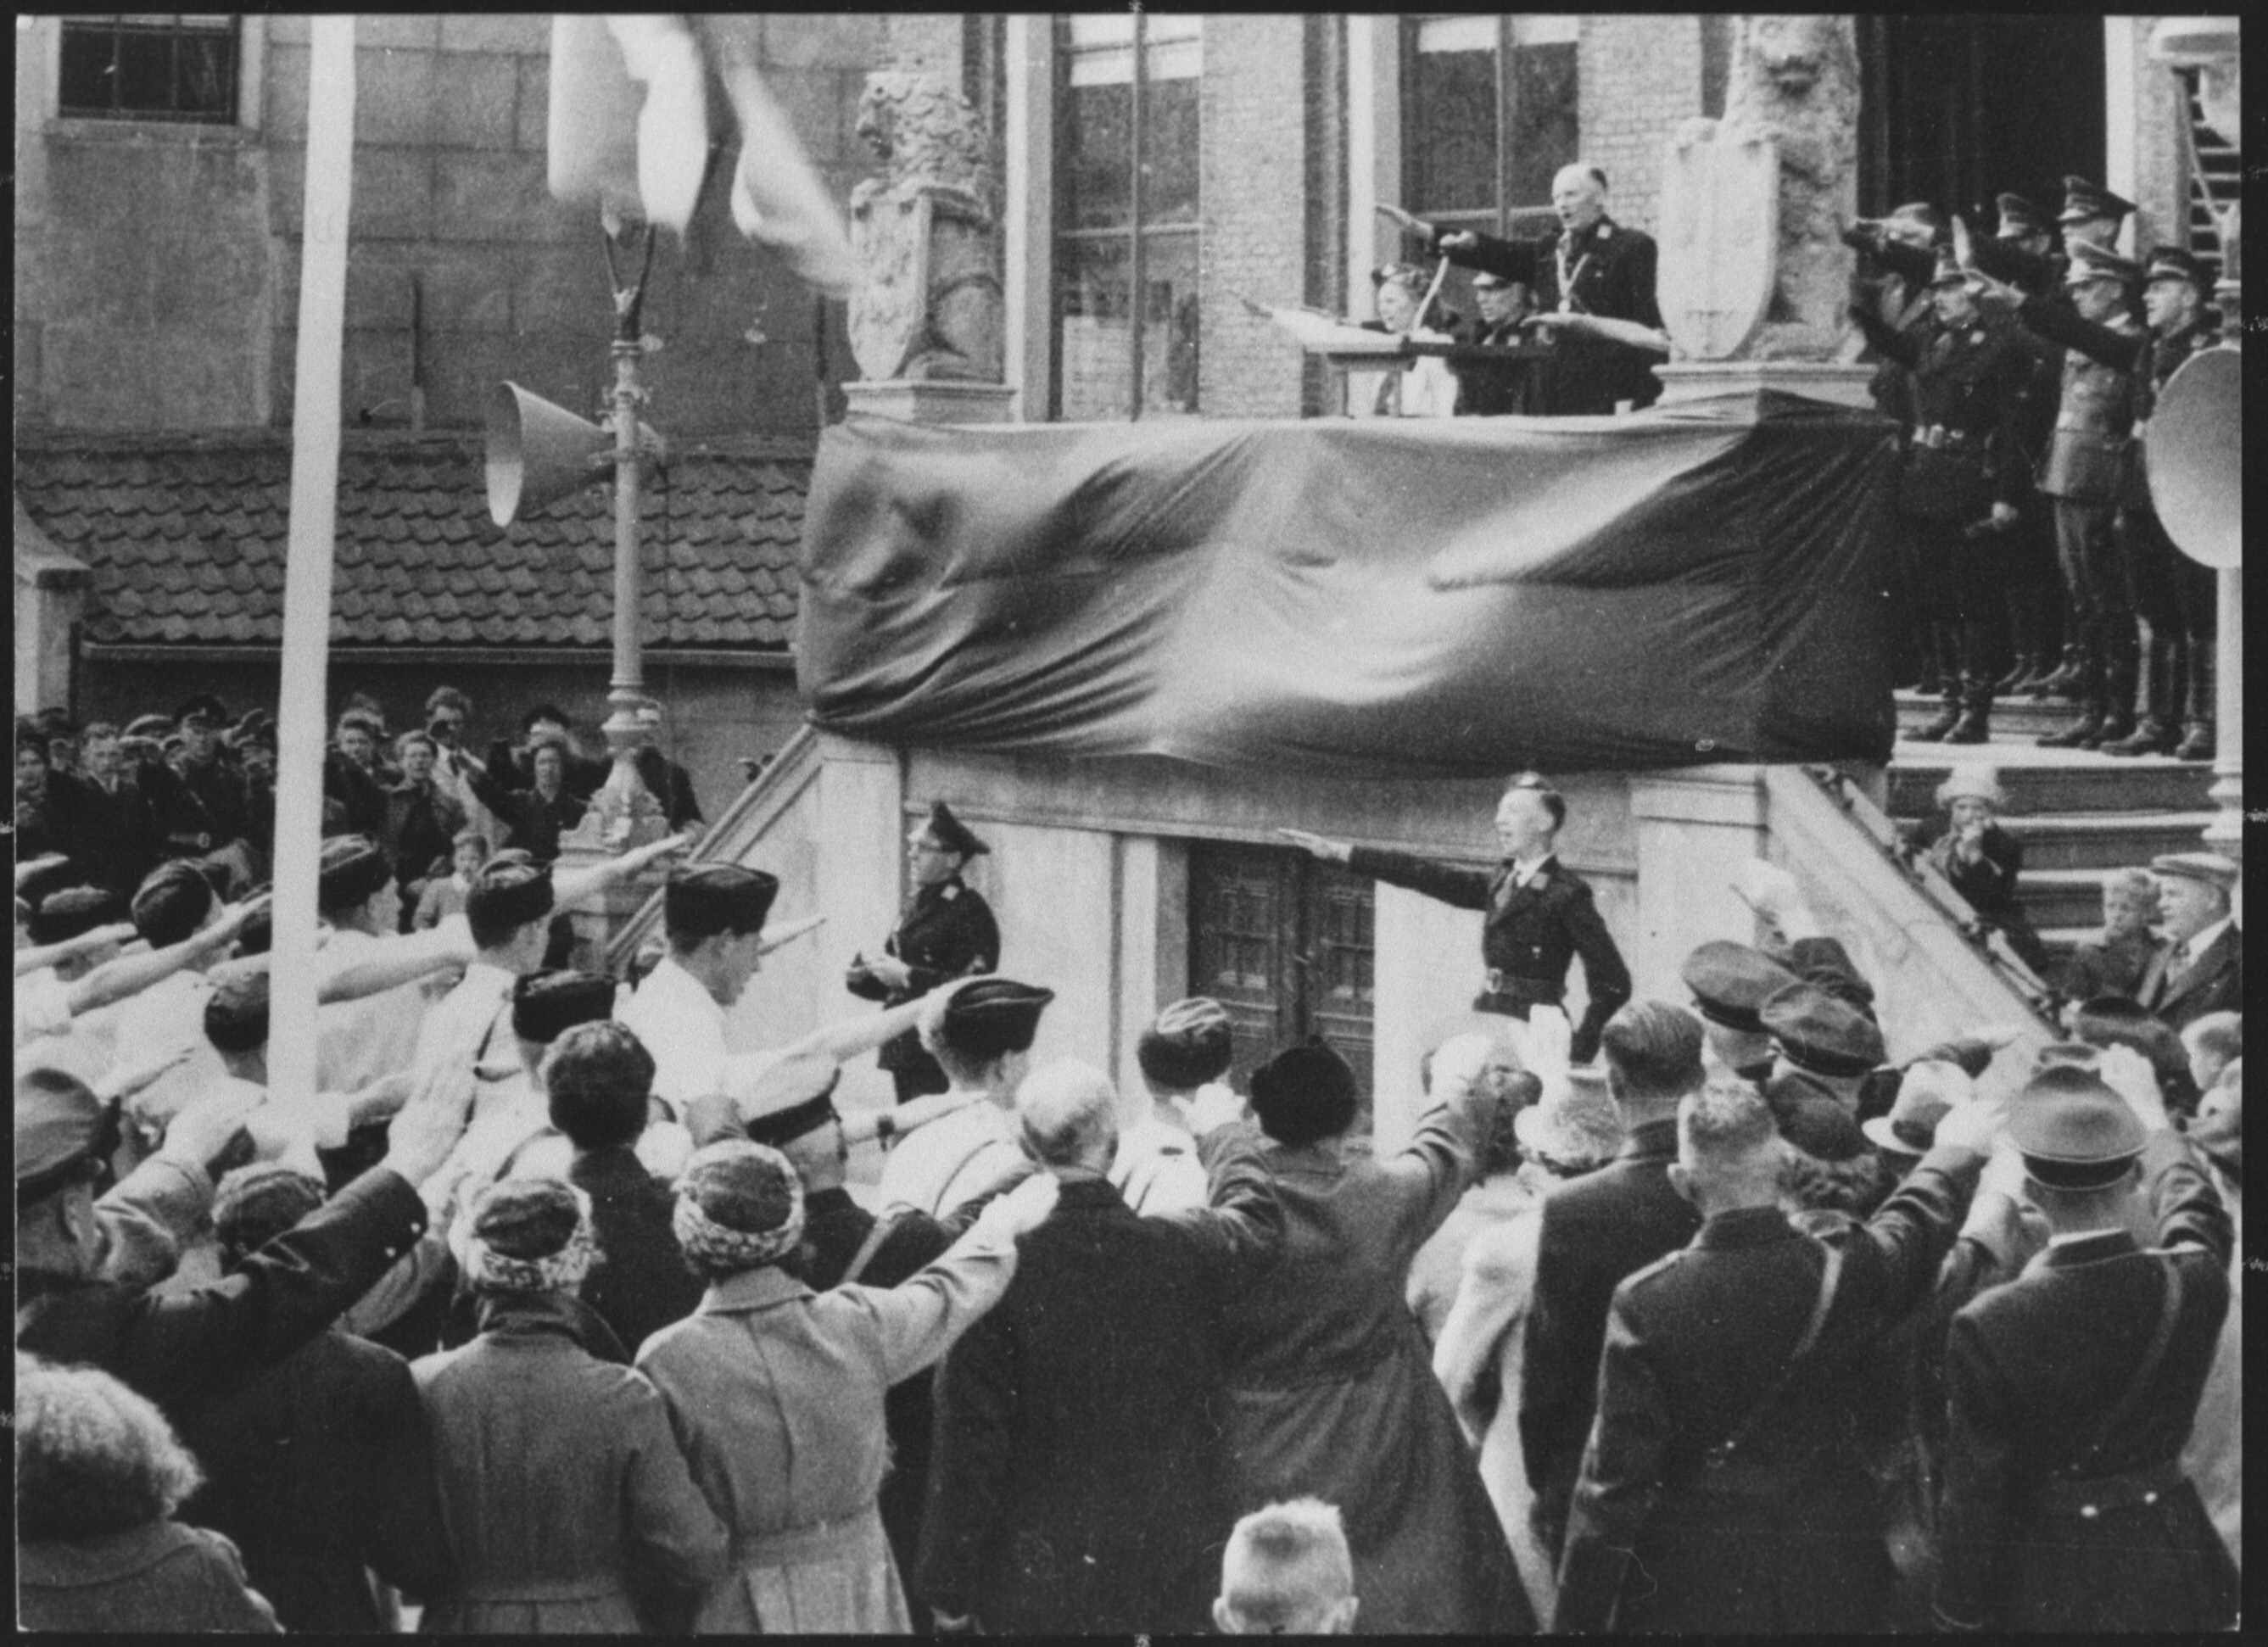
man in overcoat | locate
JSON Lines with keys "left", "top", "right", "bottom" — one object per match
{"left": 2135, "top": 852, "right": 2242, "bottom": 1032}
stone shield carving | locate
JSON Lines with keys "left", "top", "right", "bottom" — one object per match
{"left": 1657, "top": 123, "right": 1779, "bottom": 362}
{"left": 849, "top": 184, "right": 934, "bottom": 382}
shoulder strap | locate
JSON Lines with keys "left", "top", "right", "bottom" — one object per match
{"left": 2069, "top": 1255, "right": 2184, "bottom": 1474}
{"left": 1708, "top": 1237, "right": 1846, "bottom": 1468}
{"left": 841, "top": 1209, "right": 908, "bottom": 1288}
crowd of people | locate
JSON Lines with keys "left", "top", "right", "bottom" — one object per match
{"left": 14, "top": 727, "right": 2242, "bottom": 1633}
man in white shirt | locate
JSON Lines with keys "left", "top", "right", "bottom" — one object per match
{"left": 1114, "top": 997, "right": 1237, "bottom": 1216}
{"left": 618, "top": 863, "right": 779, "bottom": 1119}
{"left": 876, "top": 978, "right": 1055, "bottom": 1218}
{"left": 314, "top": 835, "right": 435, "bottom": 1097}
{"left": 411, "top": 852, "right": 561, "bottom": 1085}
{"left": 111, "top": 862, "right": 232, "bottom": 1141}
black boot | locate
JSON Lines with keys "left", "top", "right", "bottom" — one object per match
{"left": 2175, "top": 721, "right": 2215, "bottom": 762}
{"left": 2033, "top": 643, "right": 2085, "bottom": 698}
{"left": 1994, "top": 652, "right": 2036, "bottom": 694}
{"left": 2103, "top": 632, "right": 2175, "bottom": 755}
{"left": 2101, "top": 717, "right": 2175, "bottom": 756}
{"left": 2038, "top": 699, "right": 2106, "bottom": 748}
{"left": 1945, "top": 676, "right": 1993, "bottom": 744}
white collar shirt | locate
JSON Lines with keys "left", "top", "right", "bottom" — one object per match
{"left": 874, "top": 1095, "right": 1025, "bottom": 1220}
{"left": 619, "top": 954, "right": 728, "bottom": 1112}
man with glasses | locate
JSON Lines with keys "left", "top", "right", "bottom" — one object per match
{"left": 847, "top": 801, "right": 1002, "bottom": 1104}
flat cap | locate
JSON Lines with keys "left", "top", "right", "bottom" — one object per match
{"left": 1994, "top": 192, "right": 2051, "bottom": 237}
{"left": 1137, "top": 996, "right": 1236, "bottom": 1090}
{"left": 316, "top": 834, "right": 394, "bottom": 915}
{"left": 173, "top": 694, "right": 227, "bottom": 727}
{"left": 1761, "top": 982, "right": 1887, "bottom": 1079}
{"left": 466, "top": 855, "right": 556, "bottom": 933}
{"left": 739, "top": 1053, "right": 844, "bottom": 1149}
{"left": 2011, "top": 1064, "right": 2147, "bottom": 1187}
{"left": 28, "top": 885, "right": 126, "bottom": 946}
{"left": 2064, "top": 240, "right": 2142, "bottom": 289}
{"left": 511, "top": 969, "right": 618, "bottom": 1047}
{"left": 1681, "top": 941, "right": 1799, "bottom": 1034}
{"left": 2148, "top": 851, "right": 2239, "bottom": 891}
{"left": 2059, "top": 175, "right": 2135, "bottom": 225}
{"left": 2143, "top": 244, "right": 2212, "bottom": 291}
{"left": 918, "top": 801, "right": 989, "bottom": 859}
{"left": 663, "top": 863, "right": 779, "bottom": 940}
{"left": 15, "top": 1067, "right": 117, "bottom": 1200}
{"left": 936, "top": 977, "right": 1055, "bottom": 1060}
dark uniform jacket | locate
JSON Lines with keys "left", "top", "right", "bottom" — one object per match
{"left": 916, "top": 1136, "right": 1283, "bottom": 1635}
{"left": 1349, "top": 847, "right": 1631, "bottom": 1065}
{"left": 1429, "top": 216, "right": 1664, "bottom": 414}
{"left": 1447, "top": 315, "right": 1546, "bottom": 416}
{"left": 176, "top": 1325, "right": 453, "bottom": 1633}
{"left": 847, "top": 875, "right": 1001, "bottom": 1076}
{"left": 1519, "top": 1116, "right": 1700, "bottom": 1559}
{"left": 1934, "top": 1131, "right": 2237, "bottom": 1633}
{"left": 1854, "top": 306, "right": 2034, "bottom": 523}
{"left": 570, "top": 1146, "right": 706, "bottom": 1359}
{"left": 1553, "top": 1145, "right": 1982, "bottom": 1635}
{"left": 2136, "top": 923, "right": 2243, "bottom": 1033}
{"left": 2012, "top": 304, "right": 2220, "bottom": 510}
{"left": 179, "top": 752, "right": 254, "bottom": 851}
{"left": 2013, "top": 296, "right": 2142, "bottom": 502}
{"left": 15, "top": 1167, "right": 431, "bottom": 1428}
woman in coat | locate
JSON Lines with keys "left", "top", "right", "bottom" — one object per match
{"left": 16, "top": 1354, "right": 282, "bottom": 1633}
{"left": 637, "top": 1141, "right": 1055, "bottom": 1633}
{"left": 1215, "top": 1036, "right": 1533, "bottom": 1633}
{"left": 1430, "top": 1070, "right": 1627, "bottom": 1622}
{"left": 411, "top": 1178, "right": 728, "bottom": 1634}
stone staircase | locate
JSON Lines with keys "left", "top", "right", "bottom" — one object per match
{"left": 1889, "top": 691, "right": 2218, "bottom": 977}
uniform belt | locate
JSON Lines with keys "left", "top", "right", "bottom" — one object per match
{"left": 736, "top": 1508, "right": 881, "bottom": 1568}
{"left": 1480, "top": 971, "right": 1561, "bottom": 1007}
{"left": 454, "top": 1575, "right": 628, "bottom": 1603}
{"left": 2020, "top": 1457, "right": 2188, "bottom": 1521}
{"left": 1912, "top": 425, "right": 1975, "bottom": 449}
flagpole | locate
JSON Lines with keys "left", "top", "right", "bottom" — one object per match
{"left": 267, "top": 16, "right": 357, "bottom": 1106}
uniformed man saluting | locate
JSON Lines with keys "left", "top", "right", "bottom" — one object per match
{"left": 1282, "top": 773, "right": 1631, "bottom": 1066}
{"left": 847, "top": 801, "right": 1002, "bottom": 1104}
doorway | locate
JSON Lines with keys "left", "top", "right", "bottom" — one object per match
{"left": 1188, "top": 841, "right": 1376, "bottom": 1126}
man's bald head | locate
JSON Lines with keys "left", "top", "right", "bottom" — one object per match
{"left": 1215, "top": 1498, "right": 1359, "bottom": 1634}
{"left": 1552, "top": 164, "right": 1610, "bottom": 232}
{"left": 1014, "top": 1058, "right": 1120, "bottom": 1175}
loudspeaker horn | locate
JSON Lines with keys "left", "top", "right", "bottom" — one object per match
{"left": 485, "top": 382, "right": 610, "bottom": 528}
{"left": 2145, "top": 345, "right": 2242, "bottom": 570}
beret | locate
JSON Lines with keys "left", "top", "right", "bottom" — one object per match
{"left": 2012, "top": 1064, "right": 2147, "bottom": 1187}
{"left": 918, "top": 801, "right": 989, "bottom": 859}
{"left": 1760, "top": 982, "right": 1886, "bottom": 1078}
{"left": 663, "top": 863, "right": 779, "bottom": 940}
{"left": 1137, "top": 996, "right": 1236, "bottom": 1089}
{"left": 1681, "top": 941, "right": 1799, "bottom": 1033}
{"left": 936, "top": 978, "right": 1056, "bottom": 1060}
{"left": 28, "top": 885, "right": 126, "bottom": 946}
{"left": 1249, "top": 1039, "right": 1360, "bottom": 1148}
{"left": 316, "top": 834, "right": 394, "bottom": 914}
{"left": 511, "top": 969, "right": 617, "bottom": 1046}
{"left": 15, "top": 1067, "right": 118, "bottom": 1199}
{"left": 468, "top": 1177, "right": 587, "bottom": 1260}
{"left": 466, "top": 857, "right": 556, "bottom": 933}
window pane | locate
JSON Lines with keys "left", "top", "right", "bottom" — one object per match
{"left": 1063, "top": 77, "right": 1133, "bottom": 229}
{"left": 1066, "top": 13, "right": 1134, "bottom": 50}
{"left": 60, "top": 17, "right": 235, "bottom": 121}
{"left": 115, "top": 25, "right": 178, "bottom": 111}
{"left": 176, "top": 30, "right": 233, "bottom": 115}
{"left": 1142, "top": 232, "right": 1201, "bottom": 416}
{"left": 1510, "top": 14, "right": 1579, "bottom": 47}
{"left": 59, "top": 24, "right": 120, "bottom": 114}
{"left": 1508, "top": 42, "right": 1579, "bottom": 207}
{"left": 1058, "top": 236, "right": 1134, "bottom": 421}
{"left": 1409, "top": 45, "right": 1497, "bottom": 217}
{"left": 1416, "top": 15, "right": 1495, "bottom": 53}
{"left": 1141, "top": 68, "right": 1199, "bottom": 225}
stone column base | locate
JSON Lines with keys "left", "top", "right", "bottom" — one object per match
{"left": 841, "top": 380, "right": 1017, "bottom": 425}
{"left": 1652, "top": 360, "right": 1879, "bottom": 411}
{"left": 550, "top": 848, "right": 671, "bottom": 974}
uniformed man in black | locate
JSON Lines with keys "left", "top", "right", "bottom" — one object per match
{"left": 847, "top": 801, "right": 1003, "bottom": 1103}
{"left": 1852, "top": 249, "right": 2036, "bottom": 742}
{"left": 1932, "top": 1056, "right": 2237, "bottom": 1633}
{"left": 1282, "top": 772, "right": 1631, "bottom": 1066}
{"left": 1445, "top": 269, "right": 1544, "bottom": 416}
{"left": 1381, "top": 163, "right": 1666, "bottom": 416}
{"left": 1552, "top": 1081, "right": 1994, "bottom": 1634}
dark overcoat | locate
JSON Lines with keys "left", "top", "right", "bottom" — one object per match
{"left": 2137, "top": 924, "right": 2243, "bottom": 1032}
{"left": 847, "top": 874, "right": 1000, "bottom": 1084}
{"left": 570, "top": 1144, "right": 706, "bottom": 1359}
{"left": 1431, "top": 215, "right": 1664, "bottom": 413}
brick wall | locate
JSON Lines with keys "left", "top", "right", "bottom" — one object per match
{"left": 2125, "top": 18, "right": 2189, "bottom": 257}
{"left": 1198, "top": 15, "right": 1310, "bottom": 420}
{"left": 1575, "top": 15, "right": 1706, "bottom": 236}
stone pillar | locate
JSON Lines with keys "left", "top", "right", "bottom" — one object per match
{"left": 1626, "top": 766, "right": 1772, "bottom": 1002}
{"left": 812, "top": 734, "right": 909, "bottom": 1114}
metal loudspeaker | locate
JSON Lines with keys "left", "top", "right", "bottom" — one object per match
{"left": 2146, "top": 346, "right": 2242, "bottom": 570}
{"left": 485, "top": 382, "right": 609, "bottom": 528}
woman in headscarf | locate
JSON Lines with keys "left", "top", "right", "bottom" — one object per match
{"left": 411, "top": 1178, "right": 728, "bottom": 1634}
{"left": 1919, "top": 765, "right": 2050, "bottom": 974}
{"left": 17, "top": 1354, "right": 282, "bottom": 1633}
{"left": 636, "top": 1140, "right": 1057, "bottom": 1633}
{"left": 1431, "top": 1068, "right": 1627, "bottom": 1619}
{"left": 1213, "top": 1035, "right": 1533, "bottom": 1633}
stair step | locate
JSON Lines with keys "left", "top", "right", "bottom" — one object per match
{"left": 1994, "top": 812, "right": 2218, "bottom": 872}
{"left": 1895, "top": 691, "right": 2095, "bottom": 740}
{"left": 1887, "top": 757, "right": 2216, "bottom": 818}
{"left": 2002, "top": 867, "right": 2132, "bottom": 932}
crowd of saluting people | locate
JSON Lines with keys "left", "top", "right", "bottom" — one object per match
{"left": 14, "top": 697, "right": 2241, "bottom": 1635}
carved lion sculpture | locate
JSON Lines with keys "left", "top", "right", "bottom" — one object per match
{"left": 847, "top": 70, "right": 1003, "bottom": 382}
{"left": 1722, "top": 14, "right": 1860, "bottom": 360}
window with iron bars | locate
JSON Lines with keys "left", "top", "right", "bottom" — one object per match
{"left": 59, "top": 14, "right": 239, "bottom": 125}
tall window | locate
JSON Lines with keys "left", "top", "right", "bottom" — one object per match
{"left": 1054, "top": 14, "right": 1201, "bottom": 421}
{"left": 59, "top": 14, "right": 239, "bottom": 124}
{"left": 1401, "top": 16, "right": 1577, "bottom": 311}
